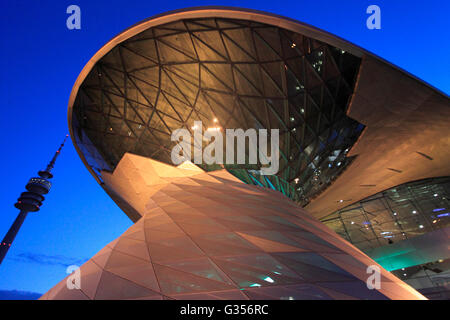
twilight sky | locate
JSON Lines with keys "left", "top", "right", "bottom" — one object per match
{"left": 0, "top": 0, "right": 448, "bottom": 296}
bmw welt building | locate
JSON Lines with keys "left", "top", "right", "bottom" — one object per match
{"left": 41, "top": 7, "right": 450, "bottom": 300}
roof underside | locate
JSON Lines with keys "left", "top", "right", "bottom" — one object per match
{"left": 72, "top": 17, "right": 364, "bottom": 205}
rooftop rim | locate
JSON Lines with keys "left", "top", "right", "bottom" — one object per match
{"left": 67, "top": 6, "right": 449, "bottom": 185}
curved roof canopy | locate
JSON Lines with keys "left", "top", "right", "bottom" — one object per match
{"left": 70, "top": 7, "right": 368, "bottom": 206}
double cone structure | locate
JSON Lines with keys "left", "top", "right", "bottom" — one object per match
{"left": 41, "top": 7, "right": 447, "bottom": 299}
{"left": 41, "top": 153, "right": 424, "bottom": 300}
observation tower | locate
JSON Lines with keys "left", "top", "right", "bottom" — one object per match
{"left": 0, "top": 135, "right": 68, "bottom": 265}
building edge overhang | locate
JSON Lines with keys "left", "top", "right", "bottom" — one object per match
{"left": 67, "top": 6, "right": 449, "bottom": 188}
{"left": 306, "top": 50, "right": 450, "bottom": 218}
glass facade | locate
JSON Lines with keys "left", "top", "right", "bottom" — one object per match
{"left": 63, "top": 9, "right": 449, "bottom": 300}
{"left": 321, "top": 176, "right": 450, "bottom": 299}
{"left": 72, "top": 17, "right": 363, "bottom": 203}
{"left": 391, "top": 258, "right": 450, "bottom": 300}
{"left": 41, "top": 154, "right": 423, "bottom": 300}
{"left": 321, "top": 176, "right": 450, "bottom": 252}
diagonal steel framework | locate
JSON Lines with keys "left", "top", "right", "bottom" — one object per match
{"left": 73, "top": 17, "right": 364, "bottom": 206}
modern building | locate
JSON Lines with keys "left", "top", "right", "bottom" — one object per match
{"left": 42, "top": 7, "right": 449, "bottom": 300}
{"left": 320, "top": 177, "right": 450, "bottom": 299}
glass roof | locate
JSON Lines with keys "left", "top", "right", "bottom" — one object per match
{"left": 321, "top": 176, "right": 450, "bottom": 252}
{"left": 391, "top": 257, "right": 450, "bottom": 300}
{"left": 72, "top": 17, "right": 363, "bottom": 205}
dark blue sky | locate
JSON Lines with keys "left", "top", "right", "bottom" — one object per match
{"left": 0, "top": 0, "right": 448, "bottom": 296}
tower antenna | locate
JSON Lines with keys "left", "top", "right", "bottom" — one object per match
{"left": 0, "top": 135, "right": 69, "bottom": 265}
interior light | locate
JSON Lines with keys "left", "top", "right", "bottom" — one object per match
{"left": 412, "top": 210, "right": 417, "bottom": 214}
{"left": 419, "top": 224, "right": 424, "bottom": 229}
{"left": 433, "top": 193, "right": 438, "bottom": 197}
{"left": 264, "top": 276, "right": 275, "bottom": 283}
